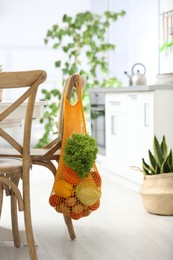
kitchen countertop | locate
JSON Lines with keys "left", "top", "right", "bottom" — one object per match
{"left": 89, "top": 85, "right": 173, "bottom": 93}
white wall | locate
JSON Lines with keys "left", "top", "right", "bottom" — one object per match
{"left": 90, "top": 0, "right": 163, "bottom": 86}
{"left": 0, "top": 1, "right": 172, "bottom": 148}
{"left": 0, "top": 0, "right": 91, "bottom": 146}
{"left": 107, "top": 0, "right": 159, "bottom": 86}
{"left": 0, "top": 0, "right": 91, "bottom": 98}
{"left": 0, "top": 0, "right": 171, "bottom": 90}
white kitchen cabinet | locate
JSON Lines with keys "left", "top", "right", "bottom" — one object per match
{"left": 105, "top": 89, "right": 173, "bottom": 185}
{"left": 105, "top": 94, "right": 127, "bottom": 174}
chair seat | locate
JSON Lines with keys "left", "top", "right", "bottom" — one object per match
{"left": 0, "top": 148, "right": 61, "bottom": 160}
{"left": 30, "top": 148, "right": 61, "bottom": 160}
{"left": 0, "top": 158, "right": 22, "bottom": 173}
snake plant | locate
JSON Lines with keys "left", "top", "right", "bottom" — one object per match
{"left": 142, "top": 135, "right": 173, "bottom": 175}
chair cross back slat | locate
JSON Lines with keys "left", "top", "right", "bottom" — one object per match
{"left": 0, "top": 128, "right": 22, "bottom": 154}
{"left": 0, "top": 70, "right": 45, "bottom": 88}
{"left": 0, "top": 70, "right": 46, "bottom": 152}
{"left": 0, "top": 72, "right": 45, "bottom": 122}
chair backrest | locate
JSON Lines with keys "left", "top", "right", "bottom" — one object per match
{"left": 0, "top": 70, "right": 47, "bottom": 158}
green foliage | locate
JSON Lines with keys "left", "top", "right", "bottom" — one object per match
{"left": 142, "top": 135, "right": 173, "bottom": 175}
{"left": 35, "top": 88, "right": 61, "bottom": 148}
{"left": 160, "top": 40, "right": 173, "bottom": 52}
{"left": 37, "top": 10, "right": 126, "bottom": 147}
{"left": 0, "top": 65, "right": 2, "bottom": 71}
{"left": 63, "top": 133, "right": 98, "bottom": 179}
{"left": 44, "top": 10, "right": 125, "bottom": 87}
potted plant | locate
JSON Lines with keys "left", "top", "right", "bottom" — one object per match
{"left": 138, "top": 135, "right": 173, "bottom": 215}
{"left": 36, "top": 10, "right": 126, "bottom": 147}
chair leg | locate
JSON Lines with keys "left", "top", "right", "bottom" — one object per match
{"left": 0, "top": 184, "right": 3, "bottom": 219}
{"left": 24, "top": 207, "right": 37, "bottom": 260}
{"left": 63, "top": 214, "right": 76, "bottom": 240}
{"left": 10, "top": 174, "right": 22, "bottom": 247}
{"left": 11, "top": 192, "right": 21, "bottom": 247}
{"left": 23, "top": 181, "right": 38, "bottom": 260}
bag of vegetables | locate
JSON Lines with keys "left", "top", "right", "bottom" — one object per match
{"left": 49, "top": 74, "right": 102, "bottom": 220}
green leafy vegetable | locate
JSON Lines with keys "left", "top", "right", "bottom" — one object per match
{"left": 63, "top": 133, "right": 98, "bottom": 178}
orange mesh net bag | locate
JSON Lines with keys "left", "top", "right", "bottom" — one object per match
{"left": 49, "top": 74, "right": 102, "bottom": 220}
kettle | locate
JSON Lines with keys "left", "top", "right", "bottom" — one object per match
{"left": 124, "top": 63, "right": 147, "bottom": 86}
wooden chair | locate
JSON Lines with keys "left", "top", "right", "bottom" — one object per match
{"left": 0, "top": 70, "right": 47, "bottom": 260}
{"left": 0, "top": 73, "right": 80, "bottom": 245}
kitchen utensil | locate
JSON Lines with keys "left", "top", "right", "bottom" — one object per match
{"left": 124, "top": 63, "right": 147, "bottom": 86}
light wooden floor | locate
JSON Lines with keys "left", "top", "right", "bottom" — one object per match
{"left": 0, "top": 165, "right": 173, "bottom": 260}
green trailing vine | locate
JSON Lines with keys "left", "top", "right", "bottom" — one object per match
{"left": 37, "top": 10, "right": 126, "bottom": 147}
{"left": 36, "top": 88, "right": 61, "bottom": 148}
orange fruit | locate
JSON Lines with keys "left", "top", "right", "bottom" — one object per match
{"left": 63, "top": 165, "right": 82, "bottom": 186}
{"left": 49, "top": 194, "right": 62, "bottom": 207}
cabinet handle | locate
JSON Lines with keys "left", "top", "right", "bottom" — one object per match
{"left": 144, "top": 103, "right": 149, "bottom": 127}
{"left": 111, "top": 115, "right": 117, "bottom": 135}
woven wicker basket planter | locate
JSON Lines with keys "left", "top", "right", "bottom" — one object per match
{"left": 140, "top": 173, "right": 173, "bottom": 216}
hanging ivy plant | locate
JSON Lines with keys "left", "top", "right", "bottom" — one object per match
{"left": 36, "top": 10, "right": 126, "bottom": 147}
